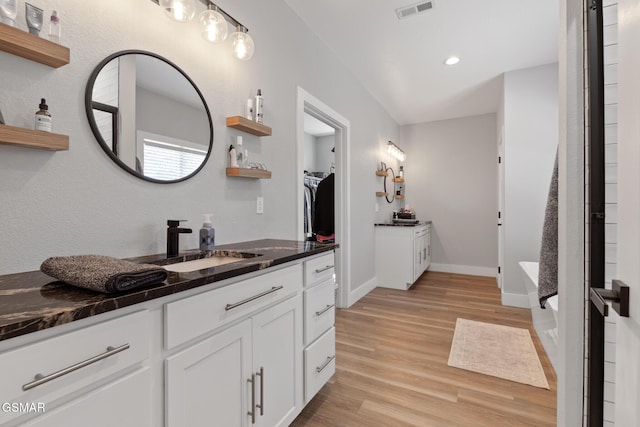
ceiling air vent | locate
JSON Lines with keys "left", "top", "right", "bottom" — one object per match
{"left": 396, "top": 1, "right": 435, "bottom": 19}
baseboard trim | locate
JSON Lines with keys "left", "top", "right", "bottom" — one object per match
{"left": 347, "top": 277, "right": 377, "bottom": 308}
{"left": 429, "top": 263, "right": 496, "bottom": 278}
{"left": 501, "top": 291, "right": 530, "bottom": 308}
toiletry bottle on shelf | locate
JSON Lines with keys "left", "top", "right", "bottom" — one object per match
{"left": 244, "top": 149, "right": 249, "bottom": 168}
{"left": 246, "top": 98, "right": 254, "bottom": 120}
{"left": 399, "top": 166, "right": 404, "bottom": 179}
{"left": 255, "top": 89, "right": 264, "bottom": 124}
{"left": 0, "top": 0, "right": 18, "bottom": 26}
{"left": 48, "top": 10, "right": 61, "bottom": 43}
{"left": 236, "top": 136, "right": 244, "bottom": 167}
{"left": 35, "top": 98, "right": 52, "bottom": 132}
{"left": 199, "top": 214, "right": 215, "bottom": 252}
{"left": 229, "top": 145, "right": 238, "bottom": 167}
{"left": 25, "top": 3, "right": 44, "bottom": 36}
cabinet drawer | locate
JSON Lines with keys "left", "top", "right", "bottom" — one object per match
{"left": 304, "top": 252, "right": 335, "bottom": 287}
{"left": 304, "top": 278, "right": 335, "bottom": 345}
{"left": 303, "top": 327, "right": 335, "bottom": 403}
{"left": 165, "top": 264, "right": 303, "bottom": 349}
{"left": 0, "top": 311, "right": 150, "bottom": 425}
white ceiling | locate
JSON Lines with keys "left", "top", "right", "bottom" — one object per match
{"left": 284, "top": 0, "right": 559, "bottom": 125}
{"left": 304, "top": 113, "right": 336, "bottom": 137}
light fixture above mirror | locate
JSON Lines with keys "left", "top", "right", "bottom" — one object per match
{"left": 387, "top": 141, "right": 406, "bottom": 162}
{"left": 151, "top": 0, "right": 255, "bottom": 61}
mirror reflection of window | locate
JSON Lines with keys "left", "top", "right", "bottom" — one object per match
{"left": 137, "top": 131, "right": 207, "bottom": 181}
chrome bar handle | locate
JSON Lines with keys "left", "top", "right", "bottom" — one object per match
{"left": 315, "top": 304, "right": 335, "bottom": 317}
{"left": 22, "top": 344, "right": 130, "bottom": 391}
{"left": 247, "top": 374, "right": 256, "bottom": 424}
{"left": 256, "top": 367, "right": 264, "bottom": 416}
{"left": 316, "top": 355, "right": 336, "bottom": 373}
{"left": 225, "top": 286, "right": 284, "bottom": 311}
{"left": 314, "top": 265, "right": 334, "bottom": 273}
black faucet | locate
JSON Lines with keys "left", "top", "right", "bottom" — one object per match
{"left": 167, "top": 220, "right": 192, "bottom": 258}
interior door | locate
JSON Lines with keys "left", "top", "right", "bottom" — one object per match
{"left": 613, "top": 0, "right": 640, "bottom": 423}
{"left": 497, "top": 128, "right": 505, "bottom": 288}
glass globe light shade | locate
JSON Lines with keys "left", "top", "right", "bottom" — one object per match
{"left": 159, "top": 0, "right": 196, "bottom": 23}
{"left": 230, "top": 29, "right": 255, "bottom": 61}
{"left": 199, "top": 9, "right": 228, "bottom": 42}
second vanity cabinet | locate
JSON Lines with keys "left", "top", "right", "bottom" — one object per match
{"left": 375, "top": 223, "right": 431, "bottom": 290}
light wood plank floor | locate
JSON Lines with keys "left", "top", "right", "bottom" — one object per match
{"left": 291, "top": 271, "right": 557, "bottom": 427}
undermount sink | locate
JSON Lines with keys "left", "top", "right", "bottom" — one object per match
{"left": 163, "top": 251, "right": 260, "bottom": 273}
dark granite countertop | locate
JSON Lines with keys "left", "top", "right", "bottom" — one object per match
{"left": 0, "top": 239, "right": 337, "bottom": 343}
{"left": 375, "top": 220, "right": 432, "bottom": 227}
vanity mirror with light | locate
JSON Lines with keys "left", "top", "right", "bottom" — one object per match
{"left": 85, "top": 50, "right": 213, "bottom": 183}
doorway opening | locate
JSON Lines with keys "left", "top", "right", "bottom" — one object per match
{"left": 296, "top": 87, "right": 351, "bottom": 308}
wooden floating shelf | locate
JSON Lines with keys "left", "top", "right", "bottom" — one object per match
{"left": 0, "top": 124, "right": 69, "bottom": 151}
{"left": 226, "top": 167, "right": 272, "bottom": 179}
{"left": 395, "top": 195, "right": 405, "bottom": 200}
{"left": 376, "top": 192, "right": 388, "bottom": 197}
{"left": 226, "top": 116, "right": 272, "bottom": 137}
{"left": 392, "top": 177, "right": 405, "bottom": 182}
{"left": 375, "top": 170, "right": 388, "bottom": 177}
{"left": 0, "top": 22, "right": 70, "bottom": 68}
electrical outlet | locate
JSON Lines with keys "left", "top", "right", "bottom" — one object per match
{"left": 256, "top": 197, "right": 264, "bottom": 214}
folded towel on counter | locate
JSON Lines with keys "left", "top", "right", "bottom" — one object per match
{"left": 538, "top": 149, "right": 559, "bottom": 308}
{"left": 40, "top": 255, "right": 168, "bottom": 293}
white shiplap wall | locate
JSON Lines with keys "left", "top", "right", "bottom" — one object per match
{"left": 602, "top": 1, "right": 618, "bottom": 425}
{"left": 583, "top": 1, "right": 618, "bottom": 425}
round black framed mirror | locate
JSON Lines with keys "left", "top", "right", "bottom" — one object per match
{"left": 384, "top": 167, "right": 396, "bottom": 203}
{"left": 85, "top": 50, "right": 213, "bottom": 183}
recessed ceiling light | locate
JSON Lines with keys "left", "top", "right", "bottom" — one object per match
{"left": 444, "top": 56, "right": 461, "bottom": 65}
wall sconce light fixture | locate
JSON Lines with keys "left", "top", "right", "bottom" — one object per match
{"left": 387, "top": 141, "right": 406, "bottom": 162}
{"left": 152, "top": 0, "right": 254, "bottom": 60}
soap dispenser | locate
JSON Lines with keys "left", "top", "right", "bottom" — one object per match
{"left": 200, "top": 214, "right": 215, "bottom": 252}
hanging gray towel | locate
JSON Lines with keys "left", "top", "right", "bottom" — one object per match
{"left": 538, "top": 149, "right": 558, "bottom": 308}
{"left": 41, "top": 255, "right": 168, "bottom": 293}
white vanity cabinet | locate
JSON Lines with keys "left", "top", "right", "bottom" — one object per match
{"left": 0, "top": 310, "right": 152, "bottom": 427}
{"left": 0, "top": 248, "right": 337, "bottom": 427}
{"left": 302, "top": 251, "right": 336, "bottom": 404}
{"left": 376, "top": 223, "right": 431, "bottom": 290}
{"left": 165, "top": 264, "right": 304, "bottom": 427}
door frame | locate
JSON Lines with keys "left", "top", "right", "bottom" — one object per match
{"left": 557, "top": 0, "right": 586, "bottom": 425}
{"left": 296, "top": 87, "right": 351, "bottom": 308}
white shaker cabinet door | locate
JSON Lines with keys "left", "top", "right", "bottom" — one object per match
{"left": 165, "top": 319, "right": 253, "bottom": 427}
{"left": 22, "top": 368, "right": 152, "bottom": 427}
{"left": 251, "top": 294, "right": 303, "bottom": 427}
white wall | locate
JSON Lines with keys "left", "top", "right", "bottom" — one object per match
{"left": 400, "top": 113, "right": 498, "bottom": 275}
{"left": 500, "top": 63, "right": 559, "bottom": 305}
{"left": 303, "top": 133, "right": 316, "bottom": 172}
{"left": 315, "top": 135, "right": 335, "bottom": 174}
{"left": 0, "top": 0, "right": 399, "bottom": 300}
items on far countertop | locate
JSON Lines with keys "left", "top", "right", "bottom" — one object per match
{"left": 40, "top": 255, "right": 168, "bottom": 293}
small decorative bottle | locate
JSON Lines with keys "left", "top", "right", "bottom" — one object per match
{"left": 236, "top": 136, "right": 244, "bottom": 167}
{"left": 399, "top": 165, "right": 404, "bottom": 179}
{"left": 35, "top": 99, "right": 52, "bottom": 132}
{"left": 254, "top": 89, "right": 264, "bottom": 124}
{"left": 48, "top": 10, "right": 61, "bottom": 43}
